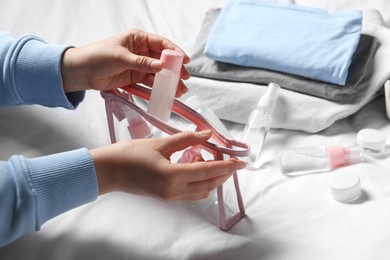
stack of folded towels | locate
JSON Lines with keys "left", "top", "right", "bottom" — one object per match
{"left": 184, "top": 0, "right": 390, "bottom": 132}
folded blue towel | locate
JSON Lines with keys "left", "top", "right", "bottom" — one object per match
{"left": 204, "top": 0, "right": 362, "bottom": 85}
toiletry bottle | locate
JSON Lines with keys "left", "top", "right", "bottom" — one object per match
{"left": 185, "top": 95, "right": 233, "bottom": 138}
{"left": 147, "top": 49, "right": 184, "bottom": 122}
{"left": 179, "top": 96, "right": 233, "bottom": 214}
{"left": 180, "top": 95, "right": 234, "bottom": 164}
{"left": 278, "top": 145, "right": 365, "bottom": 176}
{"left": 240, "top": 83, "right": 280, "bottom": 169}
{"left": 124, "top": 109, "right": 152, "bottom": 139}
{"left": 111, "top": 90, "right": 151, "bottom": 140}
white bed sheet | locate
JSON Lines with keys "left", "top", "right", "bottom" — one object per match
{"left": 1, "top": 1, "right": 390, "bottom": 259}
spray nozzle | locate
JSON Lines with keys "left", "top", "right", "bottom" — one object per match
{"left": 257, "top": 83, "right": 280, "bottom": 111}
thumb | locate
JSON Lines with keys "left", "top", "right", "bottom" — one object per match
{"left": 161, "top": 130, "right": 212, "bottom": 157}
{"left": 127, "top": 53, "right": 163, "bottom": 73}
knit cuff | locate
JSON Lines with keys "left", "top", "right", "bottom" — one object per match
{"left": 22, "top": 148, "right": 98, "bottom": 225}
{"left": 10, "top": 36, "right": 84, "bottom": 108}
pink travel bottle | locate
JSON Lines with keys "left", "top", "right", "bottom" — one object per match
{"left": 278, "top": 145, "right": 365, "bottom": 176}
{"left": 147, "top": 49, "right": 184, "bottom": 122}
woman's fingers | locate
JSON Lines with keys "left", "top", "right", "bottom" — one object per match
{"left": 159, "top": 131, "right": 212, "bottom": 158}
{"left": 185, "top": 173, "right": 233, "bottom": 196}
{"left": 173, "top": 157, "right": 246, "bottom": 183}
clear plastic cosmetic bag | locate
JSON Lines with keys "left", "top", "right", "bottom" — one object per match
{"left": 100, "top": 84, "right": 249, "bottom": 231}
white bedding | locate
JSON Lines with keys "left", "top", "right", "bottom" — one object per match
{"left": 1, "top": 1, "right": 390, "bottom": 259}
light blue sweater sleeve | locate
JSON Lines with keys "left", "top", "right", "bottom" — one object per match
{"left": 0, "top": 31, "right": 84, "bottom": 108}
{"left": 0, "top": 32, "right": 99, "bottom": 247}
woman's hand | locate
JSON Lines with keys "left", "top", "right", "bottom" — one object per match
{"left": 61, "top": 29, "right": 190, "bottom": 97}
{"left": 90, "top": 130, "right": 246, "bottom": 201}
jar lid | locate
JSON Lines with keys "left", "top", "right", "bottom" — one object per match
{"left": 356, "top": 128, "right": 386, "bottom": 156}
{"left": 329, "top": 172, "right": 361, "bottom": 203}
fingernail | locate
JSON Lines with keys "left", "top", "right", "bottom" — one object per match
{"left": 151, "top": 60, "right": 162, "bottom": 69}
{"left": 238, "top": 162, "right": 247, "bottom": 170}
{"left": 230, "top": 158, "right": 246, "bottom": 170}
{"left": 198, "top": 130, "right": 212, "bottom": 137}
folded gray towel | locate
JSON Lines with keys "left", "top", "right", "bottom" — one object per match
{"left": 186, "top": 8, "right": 379, "bottom": 103}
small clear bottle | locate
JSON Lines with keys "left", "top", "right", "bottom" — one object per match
{"left": 185, "top": 95, "right": 233, "bottom": 139}
{"left": 278, "top": 145, "right": 365, "bottom": 176}
{"left": 111, "top": 90, "right": 152, "bottom": 140}
{"left": 240, "top": 83, "right": 280, "bottom": 169}
{"left": 180, "top": 96, "right": 234, "bottom": 213}
{"left": 124, "top": 109, "right": 152, "bottom": 139}
{"left": 147, "top": 49, "right": 184, "bottom": 122}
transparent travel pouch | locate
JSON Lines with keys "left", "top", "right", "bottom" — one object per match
{"left": 100, "top": 84, "right": 250, "bottom": 231}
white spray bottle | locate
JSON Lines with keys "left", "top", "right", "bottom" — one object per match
{"left": 240, "top": 83, "right": 280, "bottom": 169}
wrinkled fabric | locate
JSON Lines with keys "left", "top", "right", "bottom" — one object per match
{"left": 187, "top": 8, "right": 378, "bottom": 102}
{"left": 204, "top": 0, "right": 362, "bottom": 85}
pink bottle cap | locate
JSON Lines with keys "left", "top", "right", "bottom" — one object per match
{"left": 127, "top": 117, "right": 151, "bottom": 139}
{"left": 327, "top": 146, "right": 364, "bottom": 169}
{"left": 160, "top": 49, "right": 184, "bottom": 72}
{"left": 178, "top": 146, "right": 201, "bottom": 163}
{"left": 327, "top": 146, "right": 346, "bottom": 169}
